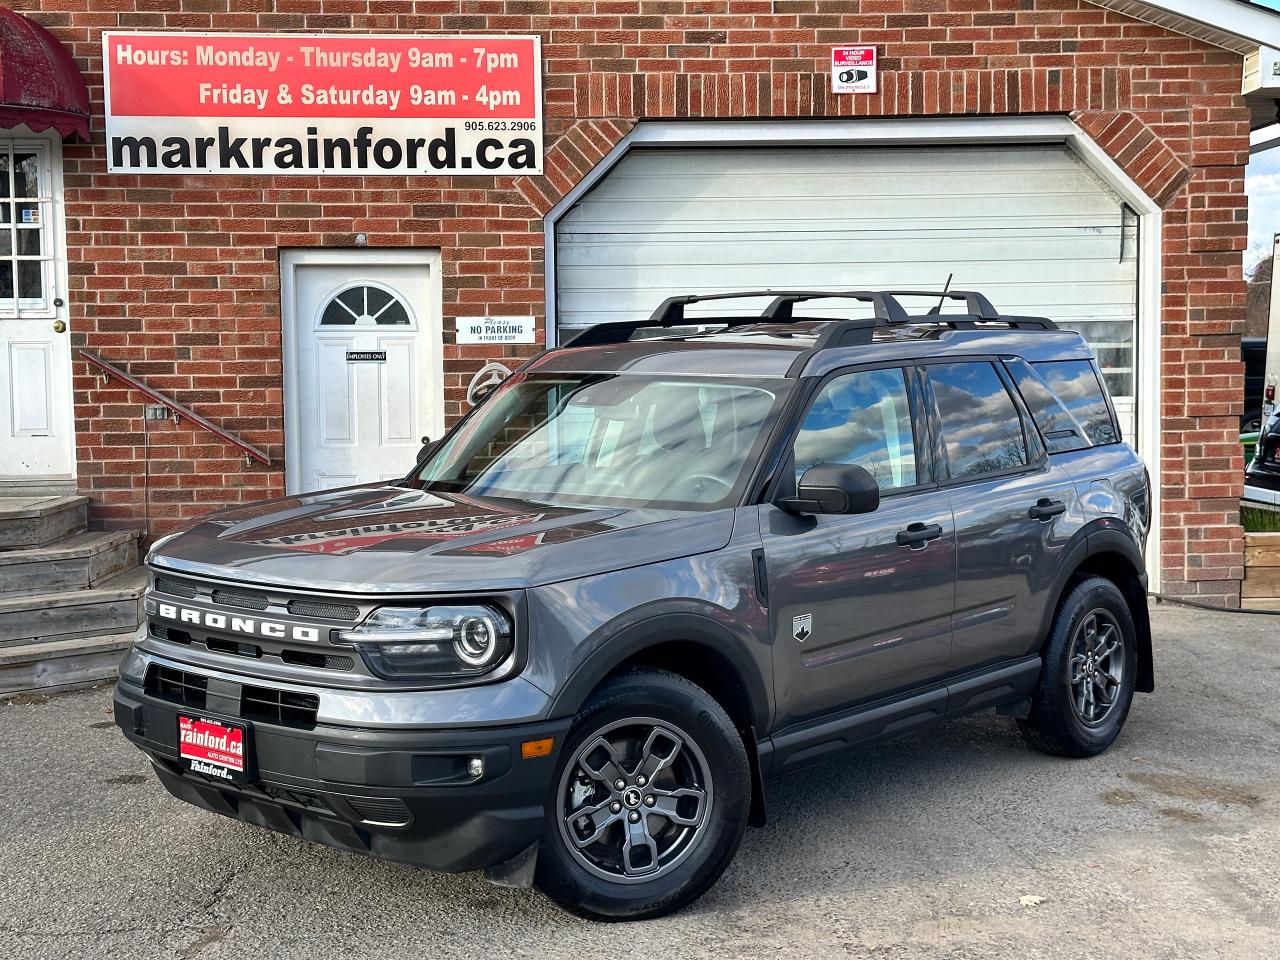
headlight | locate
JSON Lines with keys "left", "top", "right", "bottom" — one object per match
{"left": 337, "top": 604, "right": 513, "bottom": 680}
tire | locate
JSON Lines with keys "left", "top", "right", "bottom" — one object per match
{"left": 534, "top": 668, "right": 750, "bottom": 921}
{"left": 1018, "top": 576, "right": 1138, "bottom": 758}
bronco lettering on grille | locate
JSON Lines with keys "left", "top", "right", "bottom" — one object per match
{"left": 155, "top": 602, "right": 321, "bottom": 643}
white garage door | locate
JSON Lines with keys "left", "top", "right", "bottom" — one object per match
{"left": 555, "top": 145, "right": 1138, "bottom": 435}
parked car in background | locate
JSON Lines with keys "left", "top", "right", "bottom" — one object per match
{"left": 1245, "top": 407, "right": 1280, "bottom": 508}
{"left": 113, "top": 289, "right": 1153, "bottom": 920}
{"left": 1242, "top": 335, "right": 1266, "bottom": 433}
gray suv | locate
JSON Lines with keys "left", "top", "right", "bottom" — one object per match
{"left": 114, "top": 290, "right": 1153, "bottom": 920}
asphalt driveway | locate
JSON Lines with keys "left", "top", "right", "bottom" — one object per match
{"left": 2, "top": 605, "right": 1277, "bottom": 959}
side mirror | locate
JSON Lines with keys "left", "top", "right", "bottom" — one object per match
{"left": 417, "top": 436, "right": 439, "bottom": 462}
{"left": 778, "top": 463, "right": 880, "bottom": 515}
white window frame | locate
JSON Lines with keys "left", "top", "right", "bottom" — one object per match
{"left": 0, "top": 137, "right": 58, "bottom": 319}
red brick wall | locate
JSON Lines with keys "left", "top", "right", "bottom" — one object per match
{"left": 19, "top": 0, "right": 1249, "bottom": 601}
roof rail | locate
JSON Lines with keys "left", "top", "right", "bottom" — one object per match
{"left": 562, "top": 321, "right": 657, "bottom": 348}
{"left": 562, "top": 288, "right": 1057, "bottom": 348}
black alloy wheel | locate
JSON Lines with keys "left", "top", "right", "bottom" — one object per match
{"left": 535, "top": 668, "right": 750, "bottom": 920}
{"left": 1019, "top": 575, "right": 1138, "bottom": 758}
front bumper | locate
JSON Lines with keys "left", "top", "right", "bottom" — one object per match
{"left": 113, "top": 674, "right": 571, "bottom": 873}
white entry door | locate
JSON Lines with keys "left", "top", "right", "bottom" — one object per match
{"left": 0, "top": 135, "right": 75, "bottom": 480}
{"left": 281, "top": 250, "right": 443, "bottom": 494}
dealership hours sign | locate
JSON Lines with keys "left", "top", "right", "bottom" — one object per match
{"left": 102, "top": 32, "right": 543, "bottom": 175}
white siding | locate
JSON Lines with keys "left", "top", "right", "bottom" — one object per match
{"left": 555, "top": 144, "right": 1138, "bottom": 421}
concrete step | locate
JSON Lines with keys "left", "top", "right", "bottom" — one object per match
{"left": 0, "top": 496, "right": 88, "bottom": 550}
{"left": 0, "top": 630, "right": 136, "bottom": 697}
{"left": 0, "top": 567, "right": 147, "bottom": 647}
{"left": 0, "top": 531, "right": 139, "bottom": 597}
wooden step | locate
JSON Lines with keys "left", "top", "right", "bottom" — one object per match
{"left": 0, "top": 630, "right": 137, "bottom": 696}
{"left": 0, "top": 531, "right": 139, "bottom": 597}
{"left": 0, "top": 567, "right": 147, "bottom": 646}
{"left": 0, "top": 495, "right": 88, "bottom": 549}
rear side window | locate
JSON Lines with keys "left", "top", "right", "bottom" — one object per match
{"left": 1031, "top": 360, "right": 1119, "bottom": 446}
{"left": 926, "top": 361, "right": 1028, "bottom": 480}
{"left": 1002, "top": 357, "right": 1091, "bottom": 454}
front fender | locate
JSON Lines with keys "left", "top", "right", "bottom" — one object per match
{"left": 545, "top": 607, "right": 773, "bottom": 731}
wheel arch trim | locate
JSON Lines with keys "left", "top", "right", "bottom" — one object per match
{"left": 1037, "top": 523, "right": 1153, "bottom": 693}
{"left": 547, "top": 612, "right": 772, "bottom": 733}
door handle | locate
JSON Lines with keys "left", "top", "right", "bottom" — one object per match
{"left": 1029, "top": 498, "right": 1066, "bottom": 521}
{"left": 52, "top": 320, "right": 66, "bottom": 334}
{"left": 896, "top": 522, "right": 943, "bottom": 549}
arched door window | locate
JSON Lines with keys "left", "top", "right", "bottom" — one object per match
{"left": 318, "top": 283, "right": 412, "bottom": 327}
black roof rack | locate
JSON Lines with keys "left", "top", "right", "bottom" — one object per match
{"left": 561, "top": 288, "right": 1056, "bottom": 348}
{"left": 646, "top": 290, "right": 911, "bottom": 325}
{"left": 759, "top": 291, "right": 910, "bottom": 323}
{"left": 880, "top": 289, "right": 999, "bottom": 320}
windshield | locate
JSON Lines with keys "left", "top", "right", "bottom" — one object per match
{"left": 410, "top": 373, "right": 790, "bottom": 510}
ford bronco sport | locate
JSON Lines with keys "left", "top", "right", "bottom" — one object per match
{"left": 114, "top": 289, "right": 1152, "bottom": 920}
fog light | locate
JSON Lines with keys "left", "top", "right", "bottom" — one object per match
{"left": 467, "top": 757, "right": 484, "bottom": 778}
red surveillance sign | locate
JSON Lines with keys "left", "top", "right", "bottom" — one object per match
{"left": 831, "top": 47, "right": 877, "bottom": 94}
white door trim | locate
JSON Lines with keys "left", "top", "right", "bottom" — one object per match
{"left": 0, "top": 126, "right": 75, "bottom": 485}
{"left": 279, "top": 247, "right": 444, "bottom": 493}
{"left": 542, "top": 116, "right": 1164, "bottom": 588}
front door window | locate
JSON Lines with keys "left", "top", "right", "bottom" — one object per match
{"left": 793, "top": 367, "right": 920, "bottom": 490}
{"left": 0, "top": 141, "right": 54, "bottom": 318}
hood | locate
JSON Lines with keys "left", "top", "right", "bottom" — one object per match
{"left": 149, "top": 484, "right": 734, "bottom": 594}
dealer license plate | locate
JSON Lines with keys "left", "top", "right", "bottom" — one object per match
{"left": 177, "top": 715, "right": 248, "bottom": 783}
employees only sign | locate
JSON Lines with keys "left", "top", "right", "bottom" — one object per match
{"left": 103, "top": 32, "right": 543, "bottom": 175}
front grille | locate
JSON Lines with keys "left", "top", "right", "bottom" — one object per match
{"left": 150, "top": 623, "right": 350, "bottom": 671}
{"left": 144, "top": 664, "right": 319, "bottom": 730}
{"left": 145, "top": 573, "right": 375, "bottom": 680}
{"left": 211, "top": 588, "right": 269, "bottom": 611}
{"left": 154, "top": 577, "right": 197, "bottom": 599}
{"left": 346, "top": 795, "right": 411, "bottom": 826}
{"left": 150, "top": 624, "right": 190, "bottom": 645}
{"left": 241, "top": 684, "right": 319, "bottom": 730}
{"left": 280, "top": 649, "right": 355, "bottom": 671}
{"left": 205, "top": 637, "right": 262, "bottom": 659}
{"left": 288, "top": 598, "right": 359, "bottom": 621}
{"left": 145, "top": 665, "right": 207, "bottom": 709}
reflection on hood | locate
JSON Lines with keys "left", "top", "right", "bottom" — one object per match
{"left": 150, "top": 483, "right": 735, "bottom": 593}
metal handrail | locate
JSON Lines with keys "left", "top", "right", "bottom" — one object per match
{"left": 79, "top": 349, "right": 272, "bottom": 466}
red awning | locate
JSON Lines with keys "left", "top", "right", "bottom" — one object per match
{"left": 0, "top": 9, "right": 89, "bottom": 140}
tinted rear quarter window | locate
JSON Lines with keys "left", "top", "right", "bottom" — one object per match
{"left": 1032, "top": 360, "right": 1118, "bottom": 446}
{"left": 1002, "top": 357, "right": 1090, "bottom": 454}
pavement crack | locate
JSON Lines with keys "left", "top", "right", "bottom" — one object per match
{"left": 199, "top": 865, "right": 242, "bottom": 913}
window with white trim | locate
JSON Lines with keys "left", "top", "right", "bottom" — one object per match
{"left": 0, "top": 140, "right": 54, "bottom": 318}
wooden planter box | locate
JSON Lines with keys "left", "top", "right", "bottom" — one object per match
{"left": 1243, "top": 533, "right": 1280, "bottom": 609}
